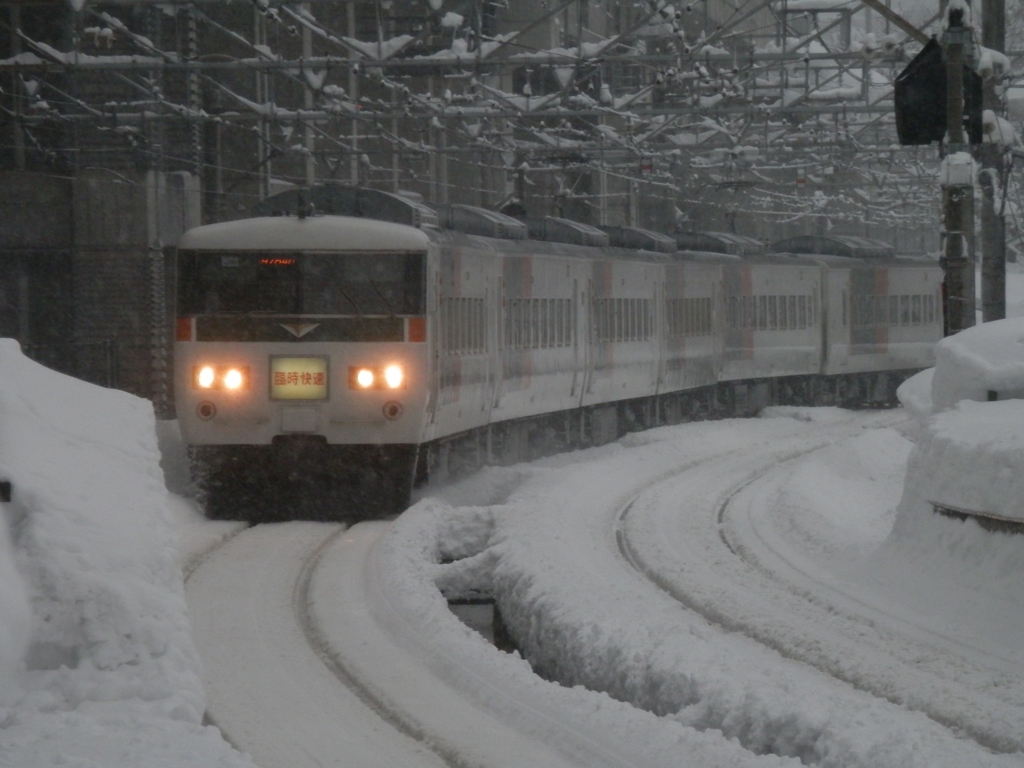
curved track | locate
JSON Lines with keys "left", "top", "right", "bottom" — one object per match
{"left": 185, "top": 521, "right": 605, "bottom": 768}
{"left": 185, "top": 523, "right": 452, "bottom": 768}
{"left": 616, "top": 413, "right": 1024, "bottom": 754}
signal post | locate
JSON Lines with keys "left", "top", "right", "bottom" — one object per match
{"left": 940, "top": 1, "right": 976, "bottom": 335}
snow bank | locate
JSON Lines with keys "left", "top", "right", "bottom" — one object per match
{"left": 931, "top": 317, "right": 1024, "bottom": 410}
{"left": 896, "top": 318, "right": 1024, "bottom": 524}
{"left": 903, "top": 399, "right": 1024, "bottom": 521}
{"left": 0, "top": 340, "right": 252, "bottom": 767}
{"left": 383, "top": 416, "right": 1020, "bottom": 768}
{"left": 375, "top": 493, "right": 799, "bottom": 768}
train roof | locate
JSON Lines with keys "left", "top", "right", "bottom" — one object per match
{"left": 178, "top": 215, "right": 431, "bottom": 252}
{"left": 769, "top": 235, "right": 895, "bottom": 259}
{"left": 675, "top": 231, "right": 766, "bottom": 256}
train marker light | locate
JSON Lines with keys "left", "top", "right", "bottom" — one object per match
{"left": 356, "top": 368, "right": 375, "bottom": 388}
{"left": 384, "top": 365, "right": 403, "bottom": 389}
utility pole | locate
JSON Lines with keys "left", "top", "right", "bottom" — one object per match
{"left": 940, "top": 0, "right": 976, "bottom": 335}
{"left": 980, "top": 0, "right": 1006, "bottom": 321}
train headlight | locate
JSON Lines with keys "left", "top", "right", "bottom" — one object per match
{"left": 384, "top": 365, "right": 403, "bottom": 389}
{"left": 197, "top": 366, "right": 216, "bottom": 389}
{"left": 224, "top": 369, "right": 244, "bottom": 390}
{"left": 348, "top": 365, "right": 408, "bottom": 390}
{"left": 192, "top": 365, "right": 250, "bottom": 391}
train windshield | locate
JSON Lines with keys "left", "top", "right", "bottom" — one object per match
{"left": 177, "top": 251, "right": 425, "bottom": 315}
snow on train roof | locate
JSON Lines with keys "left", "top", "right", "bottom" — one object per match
{"left": 178, "top": 215, "right": 431, "bottom": 252}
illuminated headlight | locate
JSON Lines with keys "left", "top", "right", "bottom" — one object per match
{"left": 384, "top": 365, "right": 403, "bottom": 389}
{"left": 349, "top": 365, "right": 407, "bottom": 390}
{"left": 192, "top": 365, "right": 250, "bottom": 391}
{"left": 197, "top": 366, "right": 215, "bottom": 389}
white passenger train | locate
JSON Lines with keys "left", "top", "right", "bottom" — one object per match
{"left": 174, "top": 189, "right": 942, "bottom": 520}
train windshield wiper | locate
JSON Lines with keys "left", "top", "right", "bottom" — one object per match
{"left": 335, "top": 284, "right": 363, "bottom": 317}
{"left": 368, "top": 279, "right": 396, "bottom": 316}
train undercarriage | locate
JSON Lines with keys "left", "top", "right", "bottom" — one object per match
{"left": 190, "top": 369, "right": 917, "bottom": 524}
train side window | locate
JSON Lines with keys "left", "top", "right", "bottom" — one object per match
{"left": 912, "top": 295, "right": 922, "bottom": 324}
{"left": 539, "top": 299, "right": 547, "bottom": 348}
{"left": 528, "top": 299, "right": 536, "bottom": 348}
{"left": 900, "top": 295, "right": 910, "bottom": 325}
{"left": 767, "top": 296, "right": 777, "bottom": 331}
{"left": 521, "top": 299, "right": 529, "bottom": 348}
{"left": 454, "top": 298, "right": 461, "bottom": 352}
{"left": 549, "top": 298, "right": 556, "bottom": 347}
{"left": 925, "top": 294, "right": 935, "bottom": 324}
{"left": 510, "top": 299, "right": 518, "bottom": 349}
{"left": 456, "top": 299, "right": 464, "bottom": 352}
{"left": 553, "top": 300, "right": 559, "bottom": 346}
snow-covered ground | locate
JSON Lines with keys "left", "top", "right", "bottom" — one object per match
{"left": 3, "top": 308, "right": 1024, "bottom": 765}
{"left": 0, "top": 339, "right": 253, "bottom": 767}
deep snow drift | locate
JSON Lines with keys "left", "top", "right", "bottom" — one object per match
{"left": 899, "top": 316, "right": 1024, "bottom": 524}
{"left": 0, "top": 340, "right": 253, "bottom": 767}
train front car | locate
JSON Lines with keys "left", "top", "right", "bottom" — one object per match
{"left": 174, "top": 215, "right": 431, "bottom": 522}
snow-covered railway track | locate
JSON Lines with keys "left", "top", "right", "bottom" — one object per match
{"left": 186, "top": 520, "right": 611, "bottom": 768}
{"left": 616, "top": 412, "right": 1024, "bottom": 755}
{"left": 185, "top": 522, "right": 453, "bottom": 768}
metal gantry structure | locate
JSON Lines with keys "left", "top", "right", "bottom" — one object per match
{"left": 0, "top": 0, "right": 1019, "bottom": 246}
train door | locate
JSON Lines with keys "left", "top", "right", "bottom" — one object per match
{"left": 492, "top": 274, "right": 506, "bottom": 409}
{"left": 481, "top": 282, "right": 496, "bottom": 415}
{"left": 428, "top": 260, "right": 443, "bottom": 426}
{"left": 570, "top": 278, "right": 581, "bottom": 398}
{"left": 654, "top": 278, "right": 666, "bottom": 394}
{"left": 580, "top": 278, "right": 594, "bottom": 399}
